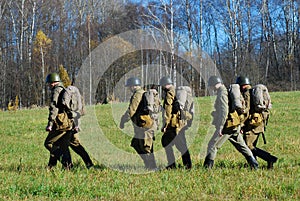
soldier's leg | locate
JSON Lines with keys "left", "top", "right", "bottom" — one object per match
{"left": 55, "top": 131, "right": 73, "bottom": 170}
{"left": 174, "top": 129, "right": 192, "bottom": 169}
{"left": 161, "top": 128, "right": 177, "bottom": 169}
{"left": 131, "top": 128, "right": 157, "bottom": 170}
{"left": 44, "top": 130, "right": 67, "bottom": 168}
{"left": 244, "top": 131, "right": 277, "bottom": 169}
{"left": 204, "top": 128, "right": 231, "bottom": 168}
{"left": 70, "top": 132, "right": 94, "bottom": 168}
{"left": 228, "top": 128, "right": 258, "bottom": 169}
{"left": 143, "top": 129, "right": 157, "bottom": 170}
{"left": 243, "top": 130, "right": 258, "bottom": 151}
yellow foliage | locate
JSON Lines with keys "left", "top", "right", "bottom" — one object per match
{"left": 33, "top": 30, "right": 52, "bottom": 54}
{"left": 59, "top": 65, "right": 71, "bottom": 87}
{"left": 7, "top": 96, "right": 19, "bottom": 111}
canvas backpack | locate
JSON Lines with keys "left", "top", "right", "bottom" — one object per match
{"left": 251, "top": 84, "right": 272, "bottom": 112}
{"left": 61, "top": 86, "right": 84, "bottom": 114}
{"left": 224, "top": 84, "right": 246, "bottom": 128}
{"left": 134, "top": 89, "right": 160, "bottom": 129}
{"left": 142, "top": 89, "right": 161, "bottom": 115}
{"left": 228, "top": 84, "right": 245, "bottom": 114}
{"left": 176, "top": 86, "right": 194, "bottom": 122}
{"left": 60, "top": 85, "right": 85, "bottom": 128}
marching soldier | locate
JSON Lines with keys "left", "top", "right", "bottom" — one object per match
{"left": 120, "top": 77, "right": 157, "bottom": 170}
{"left": 159, "top": 76, "right": 192, "bottom": 169}
{"left": 203, "top": 76, "right": 258, "bottom": 169}
{"left": 236, "top": 76, "right": 278, "bottom": 169}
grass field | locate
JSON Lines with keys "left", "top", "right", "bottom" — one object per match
{"left": 0, "top": 91, "right": 299, "bottom": 200}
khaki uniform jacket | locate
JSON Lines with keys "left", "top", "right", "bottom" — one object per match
{"left": 212, "top": 84, "right": 229, "bottom": 131}
{"left": 162, "top": 85, "right": 176, "bottom": 128}
{"left": 47, "top": 82, "right": 64, "bottom": 128}
{"left": 121, "top": 86, "right": 145, "bottom": 125}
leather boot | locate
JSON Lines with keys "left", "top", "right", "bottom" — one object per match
{"left": 70, "top": 144, "right": 94, "bottom": 169}
{"left": 203, "top": 156, "right": 214, "bottom": 169}
{"left": 166, "top": 163, "right": 176, "bottom": 170}
{"left": 142, "top": 154, "right": 157, "bottom": 170}
{"left": 252, "top": 147, "right": 278, "bottom": 169}
{"left": 182, "top": 151, "right": 192, "bottom": 169}
{"left": 246, "top": 156, "right": 259, "bottom": 170}
{"left": 61, "top": 148, "right": 73, "bottom": 170}
{"left": 47, "top": 155, "right": 57, "bottom": 170}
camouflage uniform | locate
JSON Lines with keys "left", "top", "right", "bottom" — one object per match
{"left": 120, "top": 86, "right": 157, "bottom": 170}
{"left": 161, "top": 85, "right": 192, "bottom": 169}
{"left": 204, "top": 84, "right": 258, "bottom": 169}
{"left": 44, "top": 82, "right": 72, "bottom": 169}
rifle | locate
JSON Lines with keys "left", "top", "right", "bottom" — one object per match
{"left": 262, "top": 132, "right": 267, "bottom": 144}
{"left": 262, "top": 111, "right": 269, "bottom": 144}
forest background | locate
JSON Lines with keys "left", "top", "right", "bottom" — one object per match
{"left": 0, "top": 0, "right": 299, "bottom": 109}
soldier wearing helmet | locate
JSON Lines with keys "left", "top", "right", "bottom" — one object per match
{"left": 236, "top": 76, "right": 278, "bottom": 169}
{"left": 120, "top": 77, "right": 157, "bottom": 170}
{"left": 203, "top": 75, "right": 259, "bottom": 169}
{"left": 159, "top": 76, "right": 192, "bottom": 169}
{"left": 44, "top": 73, "right": 73, "bottom": 170}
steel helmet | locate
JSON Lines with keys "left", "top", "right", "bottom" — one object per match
{"left": 207, "top": 76, "right": 222, "bottom": 87}
{"left": 236, "top": 76, "right": 251, "bottom": 85}
{"left": 159, "top": 76, "right": 173, "bottom": 86}
{"left": 45, "top": 73, "right": 60, "bottom": 83}
{"left": 125, "top": 77, "right": 141, "bottom": 87}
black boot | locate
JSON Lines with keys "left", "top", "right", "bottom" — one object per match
{"left": 246, "top": 156, "right": 259, "bottom": 170}
{"left": 60, "top": 148, "right": 73, "bottom": 170}
{"left": 164, "top": 146, "right": 176, "bottom": 170}
{"left": 252, "top": 147, "right": 278, "bottom": 169}
{"left": 166, "top": 163, "right": 176, "bottom": 170}
{"left": 203, "top": 156, "right": 214, "bottom": 169}
{"left": 182, "top": 151, "right": 192, "bottom": 169}
{"left": 47, "top": 155, "right": 57, "bottom": 170}
{"left": 142, "top": 154, "right": 157, "bottom": 170}
{"left": 70, "top": 144, "right": 94, "bottom": 169}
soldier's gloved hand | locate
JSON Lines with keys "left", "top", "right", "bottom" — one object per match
{"left": 46, "top": 125, "right": 52, "bottom": 132}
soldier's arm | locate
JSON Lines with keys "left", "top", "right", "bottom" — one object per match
{"left": 47, "top": 87, "right": 62, "bottom": 127}
{"left": 163, "top": 89, "right": 175, "bottom": 128}
{"left": 214, "top": 88, "right": 228, "bottom": 131}
{"left": 129, "top": 91, "right": 143, "bottom": 117}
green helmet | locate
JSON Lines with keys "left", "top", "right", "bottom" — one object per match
{"left": 159, "top": 76, "right": 173, "bottom": 86}
{"left": 236, "top": 76, "right": 251, "bottom": 85}
{"left": 125, "top": 77, "right": 141, "bottom": 87}
{"left": 45, "top": 73, "right": 60, "bottom": 83}
{"left": 208, "top": 76, "right": 222, "bottom": 87}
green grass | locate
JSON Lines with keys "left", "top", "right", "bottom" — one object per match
{"left": 0, "top": 91, "right": 299, "bottom": 200}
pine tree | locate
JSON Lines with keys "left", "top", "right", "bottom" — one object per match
{"left": 59, "top": 65, "right": 71, "bottom": 87}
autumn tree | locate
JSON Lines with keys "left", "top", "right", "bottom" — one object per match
{"left": 33, "top": 30, "right": 52, "bottom": 105}
{"left": 59, "top": 65, "right": 72, "bottom": 87}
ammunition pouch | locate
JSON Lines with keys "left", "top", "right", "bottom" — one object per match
{"left": 54, "top": 111, "right": 73, "bottom": 131}
{"left": 249, "top": 112, "right": 263, "bottom": 127}
{"left": 225, "top": 110, "right": 240, "bottom": 128}
{"left": 139, "top": 114, "right": 154, "bottom": 129}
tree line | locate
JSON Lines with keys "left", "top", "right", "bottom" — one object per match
{"left": 0, "top": 0, "right": 299, "bottom": 109}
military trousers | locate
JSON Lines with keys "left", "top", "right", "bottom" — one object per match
{"left": 131, "top": 125, "right": 157, "bottom": 169}
{"left": 161, "top": 127, "right": 192, "bottom": 168}
{"left": 206, "top": 126, "right": 254, "bottom": 160}
{"left": 243, "top": 130, "right": 260, "bottom": 150}
{"left": 69, "top": 132, "right": 93, "bottom": 168}
{"left": 44, "top": 129, "right": 72, "bottom": 168}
